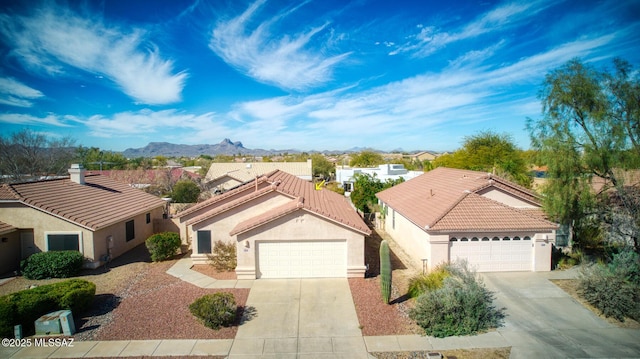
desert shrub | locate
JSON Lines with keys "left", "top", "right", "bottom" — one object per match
{"left": 208, "top": 240, "right": 237, "bottom": 271}
{"left": 20, "top": 251, "right": 84, "bottom": 279}
{"left": 608, "top": 249, "right": 640, "bottom": 285}
{"left": 189, "top": 292, "right": 237, "bottom": 329}
{"left": 146, "top": 232, "right": 181, "bottom": 262}
{"left": 579, "top": 252, "right": 640, "bottom": 322}
{"left": 409, "top": 262, "right": 504, "bottom": 337}
{"left": 555, "top": 249, "right": 583, "bottom": 270}
{"left": 0, "top": 279, "right": 95, "bottom": 338}
{"left": 407, "top": 265, "right": 451, "bottom": 298}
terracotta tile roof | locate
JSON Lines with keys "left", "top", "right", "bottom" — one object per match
{"left": 1, "top": 174, "right": 167, "bottom": 231}
{"left": 430, "top": 193, "right": 556, "bottom": 231}
{"left": 177, "top": 176, "right": 274, "bottom": 218}
{"left": 183, "top": 170, "right": 370, "bottom": 235}
{"left": 376, "top": 167, "right": 554, "bottom": 231}
{"left": 0, "top": 220, "right": 17, "bottom": 235}
{"left": 205, "top": 161, "right": 312, "bottom": 183}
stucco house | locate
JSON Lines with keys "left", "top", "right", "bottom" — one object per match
{"left": 0, "top": 164, "right": 168, "bottom": 271}
{"left": 376, "top": 167, "right": 558, "bottom": 272}
{"left": 0, "top": 220, "right": 19, "bottom": 274}
{"left": 177, "top": 170, "right": 371, "bottom": 279}
{"left": 205, "top": 159, "right": 312, "bottom": 192}
{"left": 336, "top": 164, "right": 423, "bottom": 192}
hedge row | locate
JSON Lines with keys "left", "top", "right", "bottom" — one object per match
{"left": 0, "top": 279, "right": 96, "bottom": 338}
{"left": 20, "top": 251, "right": 84, "bottom": 280}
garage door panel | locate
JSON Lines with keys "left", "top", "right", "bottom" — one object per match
{"left": 257, "top": 241, "right": 347, "bottom": 279}
{"left": 450, "top": 237, "right": 532, "bottom": 272}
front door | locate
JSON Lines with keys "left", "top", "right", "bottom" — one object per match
{"left": 20, "top": 230, "right": 35, "bottom": 259}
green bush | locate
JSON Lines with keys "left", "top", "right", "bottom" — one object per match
{"left": 409, "top": 262, "right": 504, "bottom": 337}
{"left": 146, "top": 232, "right": 181, "bottom": 262}
{"left": 579, "top": 255, "right": 640, "bottom": 322}
{"left": 208, "top": 240, "right": 237, "bottom": 271}
{"left": 20, "top": 251, "right": 84, "bottom": 280}
{"left": 407, "top": 265, "right": 450, "bottom": 298}
{"left": 0, "top": 279, "right": 96, "bottom": 338}
{"left": 189, "top": 292, "right": 237, "bottom": 330}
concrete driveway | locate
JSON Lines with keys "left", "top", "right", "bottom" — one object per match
{"left": 230, "top": 278, "right": 369, "bottom": 358}
{"left": 482, "top": 271, "right": 640, "bottom": 358}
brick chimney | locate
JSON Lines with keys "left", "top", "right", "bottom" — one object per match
{"left": 68, "top": 164, "right": 86, "bottom": 185}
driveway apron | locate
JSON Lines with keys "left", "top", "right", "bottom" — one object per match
{"left": 231, "top": 278, "right": 367, "bottom": 358}
{"left": 482, "top": 272, "right": 640, "bottom": 358}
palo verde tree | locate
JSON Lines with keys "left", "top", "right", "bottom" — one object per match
{"left": 350, "top": 173, "right": 404, "bottom": 213}
{"left": 349, "top": 150, "right": 385, "bottom": 167}
{"left": 527, "top": 58, "right": 640, "bottom": 252}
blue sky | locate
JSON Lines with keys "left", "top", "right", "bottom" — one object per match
{"left": 0, "top": 0, "right": 638, "bottom": 153}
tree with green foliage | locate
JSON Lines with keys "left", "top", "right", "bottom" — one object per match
{"left": 433, "top": 131, "right": 531, "bottom": 187}
{"left": 350, "top": 173, "right": 404, "bottom": 212}
{"left": 311, "top": 153, "right": 334, "bottom": 179}
{"left": 527, "top": 58, "right": 640, "bottom": 252}
{"left": 76, "top": 146, "right": 127, "bottom": 170}
{"left": 349, "top": 150, "right": 385, "bottom": 167}
{"left": 171, "top": 180, "right": 201, "bottom": 203}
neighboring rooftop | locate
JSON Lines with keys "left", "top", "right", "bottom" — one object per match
{"left": 376, "top": 167, "right": 556, "bottom": 232}
{"left": 0, "top": 174, "right": 167, "bottom": 231}
{"left": 205, "top": 160, "right": 312, "bottom": 183}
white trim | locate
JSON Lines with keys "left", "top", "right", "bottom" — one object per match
{"left": 44, "top": 231, "right": 84, "bottom": 255}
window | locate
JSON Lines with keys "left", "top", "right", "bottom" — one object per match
{"left": 523, "top": 236, "right": 531, "bottom": 241}
{"left": 126, "top": 220, "right": 135, "bottom": 242}
{"left": 513, "top": 236, "right": 521, "bottom": 241}
{"left": 471, "top": 237, "right": 479, "bottom": 241}
{"left": 146, "top": 213, "right": 151, "bottom": 224}
{"left": 450, "top": 237, "right": 458, "bottom": 241}
{"left": 494, "top": 237, "right": 502, "bottom": 241}
{"left": 392, "top": 210, "right": 395, "bottom": 230}
{"left": 197, "top": 230, "right": 212, "bottom": 254}
{"left": 461, "top": 237, "right": 468, "bottom": 241}
{"left": 46, "top": 233, "right": 80, "bottom": 252}
{"left": 503, "top": 236, "right": 510, "bottom": 240}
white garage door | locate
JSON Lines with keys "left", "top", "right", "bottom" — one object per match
{"left": 257, "top": 240, "right": 346, "bottom": 279}
{"left": 450, "top": 236, "right": 533, "bottom": 272}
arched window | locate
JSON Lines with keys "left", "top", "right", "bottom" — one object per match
{"left": 503, "top": 236, "right": 510, "bottom": 241}
{"left": 450, "top": 237, "right": 458, "bottom": 242}
{"left": 523, "top": 236, "right": 531, "bottom": 241}
{"left": 491, "top": 237, "right": 499, "bottom": 241}
{"left": 461, "top": 237, "right": 468, "bottom": 242}
{"left": 471, "top": 237, "right": 479, "bottom": 241}
{"left": 482, "top": 237, "right": 490, "bottom": 241}
{"left": 512, "top": 236, "right": 520, "bottom": 240}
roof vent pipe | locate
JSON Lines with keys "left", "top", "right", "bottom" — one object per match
{"left": 68, "top": 164, "right": 86, "bottom": 185}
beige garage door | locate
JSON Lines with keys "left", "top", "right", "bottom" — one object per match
{"left": 449, "top": 236, "right": 533, "bottom": 272}
{"left": 257, "top": 240, "right": 346, "bottom": 279}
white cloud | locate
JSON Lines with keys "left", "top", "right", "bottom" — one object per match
{"left": 0, "top": 77, "right": 44, "bottom": 107}
{"left": 0, "top": 5, "right": 187, "bottom": 105}
{"left": 209, "top": 0, "right": 350, "bottom": 91}
{"left": 0, "top": 113, "right": 72, "bottom": 127}
{"left": 391, "top": 0, "right": 553, "bottom": 57}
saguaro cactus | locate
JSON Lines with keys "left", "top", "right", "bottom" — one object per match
{"left": 379, "top": 240, "right": 392, "bottom": 304}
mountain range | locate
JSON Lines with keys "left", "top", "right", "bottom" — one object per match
{"left": 122, "top": 139, "right": 300, "bottom": 158}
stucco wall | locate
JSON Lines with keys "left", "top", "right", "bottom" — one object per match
{"left": 380, "top": 203, "right": 431, "bottom": 271}
{"left": 0, "top": 230, "right": 20, "bottom": 274}
{"left": 235, "top": 211, "right": 366, "bottom": 279}
{"left": 188, "top": 192, "right": 291, "bottom": 259}
{"left": 0, "top": 202, "right": 165, "bottom": 267}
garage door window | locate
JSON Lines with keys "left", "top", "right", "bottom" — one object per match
{"left": 197, "top": 230, "right": 212, "bottom": 254}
